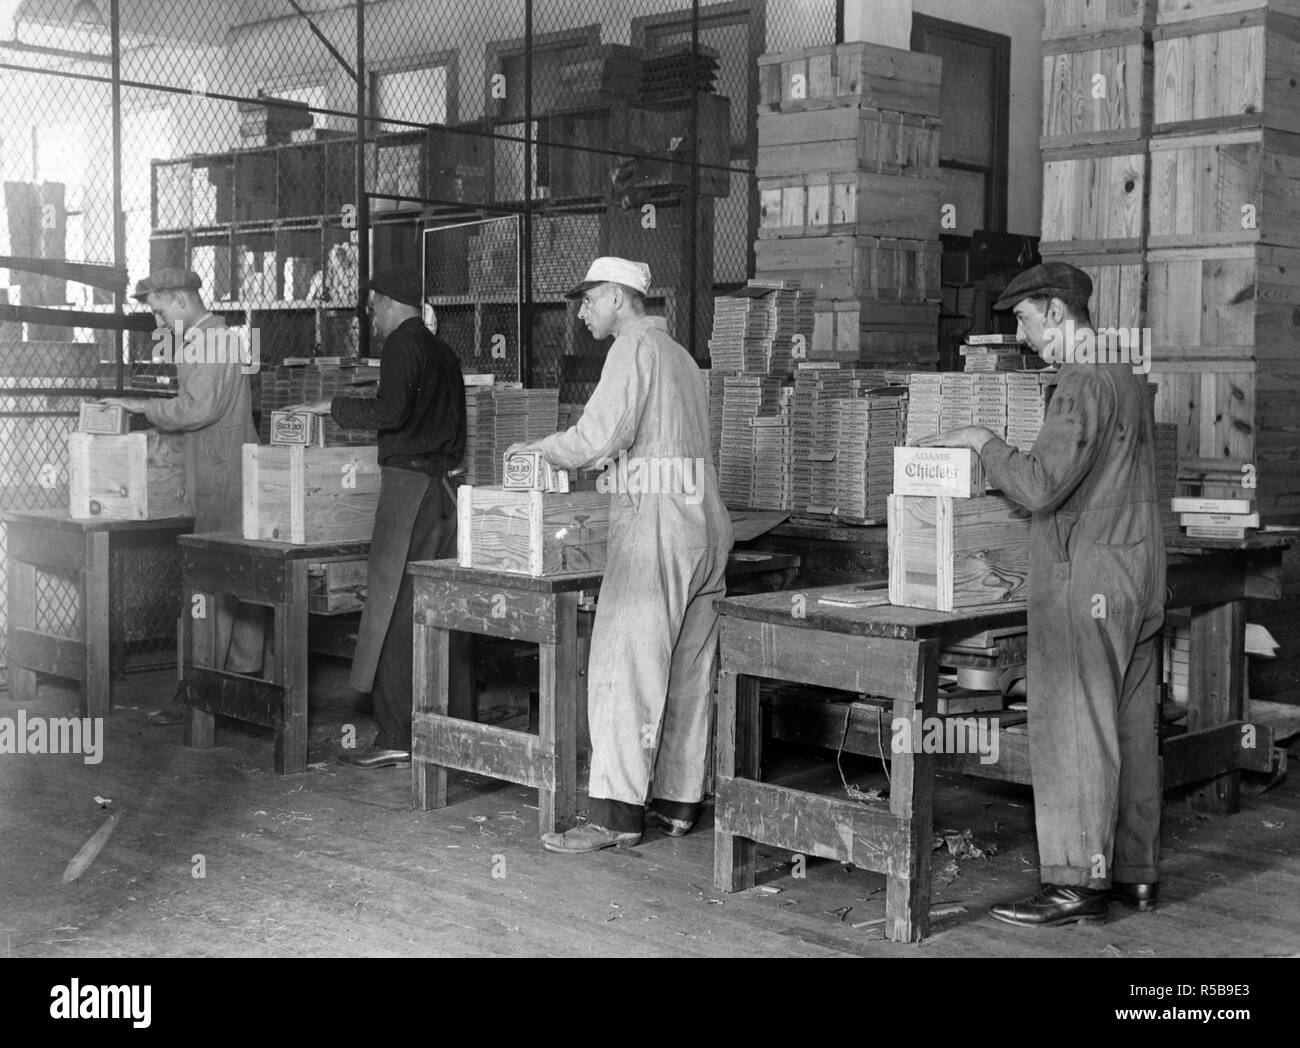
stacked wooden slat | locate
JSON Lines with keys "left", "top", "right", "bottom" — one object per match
{"left": 1040, "top": 0, "right": 1155, "bottom": 330}
{"left": 754, "top": 42, "right": 943, "bottom": 368}
{"left": 636, "top": 45, "right": 720, "bottom": 105}
{"left": 1146, "top": 0, "right": 1300, "bottom": 519}
{"left": 554, "top": 45, "right": 645, "bottom": 109}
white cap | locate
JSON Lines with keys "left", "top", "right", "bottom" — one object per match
{"left": 564, "top": 256, "right": 652, "bottom": 299}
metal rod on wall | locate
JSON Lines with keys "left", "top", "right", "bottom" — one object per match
{"left": 356, "top": 0, "right": 369, "bottom": 357}
{"left": 522, "top": 0, "right": 534, "bottom": 387}
{"left": 111, "top": 0, "right": 123, "bottom": 389}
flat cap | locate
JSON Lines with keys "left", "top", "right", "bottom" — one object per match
{"left": 994, "top": 262, "right": 1093, "bottom": 312}
{"left": 132, "top": 268, "right": 202, "bottom": 301}
{"left": 367, "top": 266, "right": 423, "bottom": 307}
{"left": 565, "top": 256, "right": 652, "bottom": 300}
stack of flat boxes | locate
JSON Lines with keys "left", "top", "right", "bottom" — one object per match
{"left": 749, "top": 387, "right": 795, "bottom": 511}
{"left": 903, "top": 372, "right": 942, "bottom": 445}
{"left": 754, "top": 41, "right": 944, "bottom": 368}
{"left": 1006, "top": 372, "right": 1057, "bottom": 450}
{"left": 792, "top": 364, "right": 855, "bottom": 511}
{"left": 699, "top": 371, "right": 725, "bottom": 472}
{"left": 259, "top": 362, "right": 377, "bottom": 446}
{"left": 807, "top": 392, "right": 903, "bottom": 521}
{"left": 719, "top": 374, "right": 782, "bottom": 509}
{"left": 459, "top": 385, "right": 561, "bottom": 486}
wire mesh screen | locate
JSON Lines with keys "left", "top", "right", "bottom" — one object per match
{"left": 0, "top": 0, "right": 838, "bottom": 684}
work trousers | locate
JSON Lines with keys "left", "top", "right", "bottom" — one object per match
{"left": 1028, "top": 540, "right": 1164, "bottom": 888}
{"left": 371, "top": 477, "right": 464, "bottom": 750}
{"left": 586, "top": 527, "right": 729, "bottom": 834}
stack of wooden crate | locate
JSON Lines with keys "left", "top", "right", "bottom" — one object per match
{"left": 1147, "top": 0, "right": 1300, "bottom": 519}
{"left": 753, "top": 42, "right": 944, "bottom": 368}
{"left": 1040, "top": 0, "right": 1300, "bottom": 521}
{"left": 1039, "top": 0, "right": 1154, "bottom": 330}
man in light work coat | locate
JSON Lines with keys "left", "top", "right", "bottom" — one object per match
{"left": 919, "top": 262, "right": 1166, "bottom": 926}
{"left": 510, "top": 257, "right": 734, "bottom": 853}
{"left": 294, "top": 266, "right": 468, "bottom": 769}
{"left": 105, "top": 268, "right": 265, "bottom": 702}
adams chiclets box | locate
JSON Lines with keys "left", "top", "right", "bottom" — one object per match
{"left": 893, "top": 446, "right": 985, "bottom": 498}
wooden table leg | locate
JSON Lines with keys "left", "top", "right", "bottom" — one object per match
{"left": 274, "top": 564, "right": 309, "bottom": 775}
{"left": 714, "top": 667, "right": 761, "bottom": 892}
{"left": 182, "top": 585, "right": 216, "bottom": 750}
{"left": 1188, "top": 599, "right": 1245, "bottom": 814}
{"left": 82, "top": 531, "right": 111, "bottom": 720}
{"left": 537, "top": 591, "right": 578, "bottom": 835}
{"left": 412, "top": 619, "right": 449, "bottom": 810}
{"left": 885, "top": 638, "right": 939, "bottom": 943}
{"left": 6, "top": 548, "right": 38, "bottom": 703}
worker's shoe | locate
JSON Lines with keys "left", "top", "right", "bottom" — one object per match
{"left": 988, "top": 884, "right": 1110, "bottom": 928}
{"left": 540, "top": 823, "right": 640, "bottom": 854}
{"left": 645, "top": 809, "right": 694, "bottom": 837}
{"left": 337, "top": 747, "right": 411, "bottom": 769}
{"left": 1112, "top": 881, "right": 1159, "bottom": 912}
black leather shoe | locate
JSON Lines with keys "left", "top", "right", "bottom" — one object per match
{"left": 989, "top": 884, "right": 1110, "bottom": 928}
{"left": 1112, "top": 881, "right": 1159, "bottom": 912}
{"left": 338, "top": 747, "right": 411, "bottom": 769}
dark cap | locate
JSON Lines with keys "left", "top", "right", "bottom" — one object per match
{"left": 367, "top": 266, "right": 423, "bottom": 307}
{"left": 132, "top": 268, "right": 202, "bottom": 301}
{"left": 994, "top": 262, "right": 1093, "bottom": 312}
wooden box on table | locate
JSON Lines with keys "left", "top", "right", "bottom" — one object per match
{"left": 242, "top": 444, "right": 380, "bottom": 544}
{"left": 888, "top": 494, "right": 1031, "bottom": 611}
{"left": 68, "top": 431, "right": 191, "bottom": 520}
{"left": 457, "top": 485, "right": 608, "bottom": 576}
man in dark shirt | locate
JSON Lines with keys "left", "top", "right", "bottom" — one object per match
{"left": 297, "top": 266, "right": 466, "bottom": 768}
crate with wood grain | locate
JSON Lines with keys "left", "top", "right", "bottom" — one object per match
{"left": 757, "top": 42, "right": 942, "bottom": 117}
{"left": 1147, "top": 127, "right": 1300, "bottom": 247}
{"left": 68, "top": 431, "right": 192, "bottom": 521}
{"left": 457, "top": 486, "right": 608, "bottom": 577}
{"left": 1046, "top": 0, "right": 1158, "bottom": 35}
{"left": 242, "top": 444, "right": 381, "bottom": 544}
{"left": 757, "top": 107, "right": 941, "bottom": 180}
{"left": 1041, "top": 29, "right": 1153, "bottom": 150}
{"left": 307, "top": 556, "right": 368, "bottom": 613}
{"left": 1146, "top": 243, "right": 1300, "bottom": 508}
{"left": 1152, "top": 6, "right": 1300, "bottom": 134}
{"left": 753, "top": 235, "right": 940, "bottom": 301}
{"left": 757, "top": 172, "right": 942, "bottom": 242}
{"left": 1040, "top": 144, "right": 1148, "bottom": 253}
{"left": 887, "top": 494, "right": 1032, "bottom": 611}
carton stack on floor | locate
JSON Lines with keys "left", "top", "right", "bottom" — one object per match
{"left": 753, "top": 41, "right": 943, "bottom": 368}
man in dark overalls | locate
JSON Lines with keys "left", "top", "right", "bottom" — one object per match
{"left": 920, "top": 262, "right": 1166, "bottom": 926}
{"left": 301, "top": 266, "right": 467, "bottom": 768}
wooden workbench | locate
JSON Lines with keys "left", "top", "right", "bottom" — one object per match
{"left": 3, "top": 509, "right": 193, "bottom": 718}
{"left": 712, "top": 592, "right": 1025, "bottom": 943}
{"left": 177, "top": 531, "right": 369, "bottom": 774}
{"left": 408, "top": 550, "right": 803, "bottom": 837}
{"left": 714, "top": 536, "right": 1292, "bottom": 942}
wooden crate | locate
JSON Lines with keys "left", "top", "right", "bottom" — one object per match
{"left": 242, "top": 444, "right": 381, "bottom": 544}
{"left": 1152, "top": 11, "right": 1300, "bottom": 134}
{"left": 887, "top": 494, "right": 1032, "bottom": 611}
{"left": 68, "top": 431, "right": 191, "bottom": 520}
{"left": 307, "top": 555, "right": 368, "bottom": 614}
{"left": 1040, "top": 145, "right": 1148, "bottom": 252}
{"left": 757, "top": 42, "right": 942, "bottom": 117}
{"left": 757, "top": 172, "right": 942, "bottom": 242}
{"left": 1046, "top": 0, "right": 1157, "bottom": 34}
{"left": 1156, "top": 0, "right": 1300, "bottom": 25}
{"left": 753, "top": 232, "right": 940, "bottom": 300}
{"left": 427, "top": 122, "right": 492, "bottom": 206}
{"left": 1147, "top": 127, "right": 1300, "bottom": 246}
{"left": 1041, "top": 29, "right": 1153, "bottom": 150}
{"left": 457, "top": 486, "right": 608, "bottom": 577}
{"left": 757, "top": 107, "right": 941, "bottom": 179}
{"left": 1146, "top": 242, "right": 1300, "bottom": 505}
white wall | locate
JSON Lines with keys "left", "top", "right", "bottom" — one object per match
{"left": 912, "top": 0, "right": 1043, "bottom": 236}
